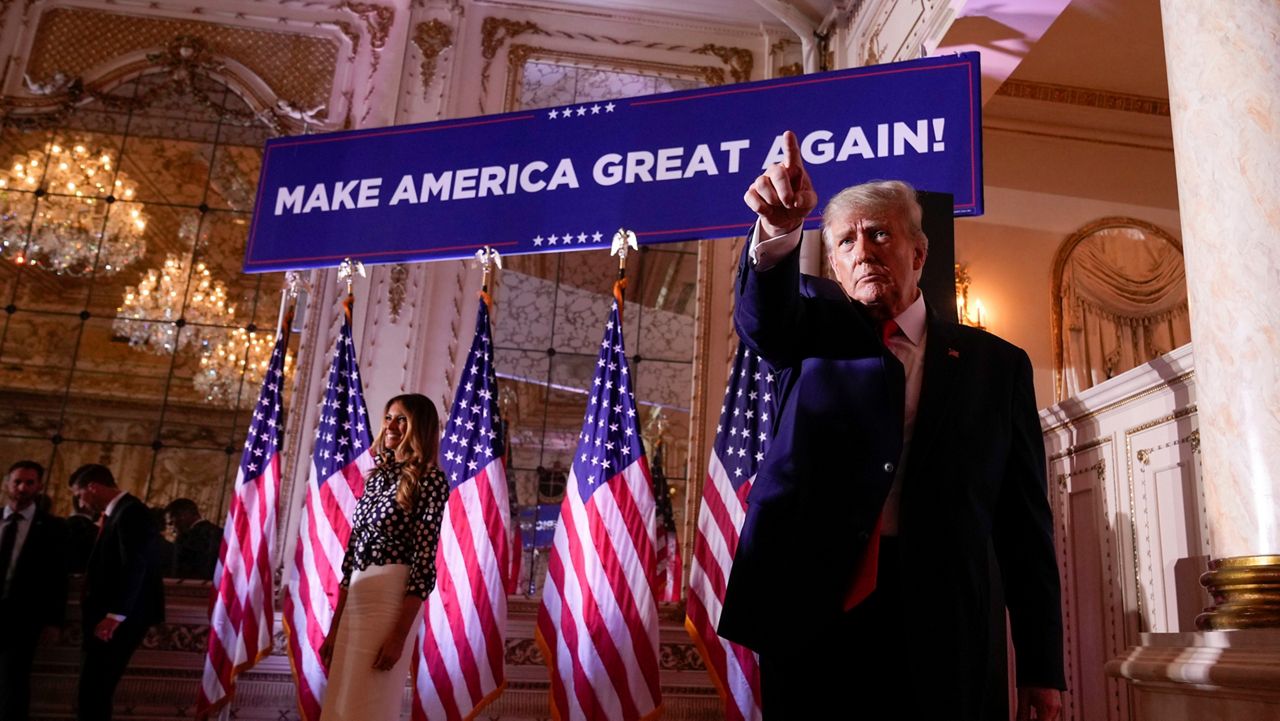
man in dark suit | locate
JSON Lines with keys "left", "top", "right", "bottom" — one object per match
{"left": 164, "top": 498, "right": 221, "bottom": 580}
{"left": 69, "top": 464, "right": 165, "bottom": 721}
{"left": 1, "top": 460, "right": 69, "bottom": 720}
{"left": 718, "top": 132, "right": 1064, "bottom": 720}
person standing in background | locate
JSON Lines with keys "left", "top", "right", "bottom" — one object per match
{"left": 70, "top": 464, "right": 165, "bottom": 721}
{"left": 0, "top": 460, "right": 70, "bottom": 721}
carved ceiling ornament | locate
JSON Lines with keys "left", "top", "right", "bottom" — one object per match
{"left": 691, "top": 44, "right": 753, "bottom": 83}
{"left": 412, "top": 18, "right": 454, "bottom": 99}
{"left": 341, "top": 1, "right": 396, "bottom": 51}
{"left": 387, "top": 263, "right": 409, "bottom": 322}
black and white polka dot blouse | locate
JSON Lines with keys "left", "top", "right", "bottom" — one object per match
{"left": 340, "top": 455, "right": 448, "bottom": 599}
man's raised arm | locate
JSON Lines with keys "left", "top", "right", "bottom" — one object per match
{"left": 735, "top": 130, "right": 820, "bottom": 365}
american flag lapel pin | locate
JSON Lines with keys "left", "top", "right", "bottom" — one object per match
{"left": 948, "top": 348, "right": 960, "bottom": 358}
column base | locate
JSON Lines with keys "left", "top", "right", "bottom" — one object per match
{"left": 1106, "top": 630, "right": 1280, "bottom": 721}
{"left": 1197, "top": 555, "right": 1280, "bottom": 630}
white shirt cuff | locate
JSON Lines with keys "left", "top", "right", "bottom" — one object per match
{"left": 107, "top": 613, "right": 127, "bottom": 622}
{"left": 748, "top": 220, "right": 803, "bottom": 271}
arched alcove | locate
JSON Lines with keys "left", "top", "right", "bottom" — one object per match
{"left": 1051, "top": 217, "right": 1190, "bottom": 400}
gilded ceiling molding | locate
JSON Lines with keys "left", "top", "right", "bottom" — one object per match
{"left": 996, "top": 79, "right": 1172, "bottom": 117}
{"left": 692, "top": 44, "right": 752, "bottom": 83}
{"left": 334, "top": 20, "right": 361, "bottom": 58}
{"left": 341, "top": 1, "right": 396, "bottom": 51}
{"left": 387, "top": 263, "right": 409, "bottom": 322}
{"left": 412, "top": 18, "right": 454, "bottom": 99}
{"left": 340, "top": 1, "right": 396, "bottom": 116}
{"left": 479, "top": 16, "right": 545, "bottom": 106}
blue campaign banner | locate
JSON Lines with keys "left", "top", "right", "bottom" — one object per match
{"left": 244, "top": 52, "right": 982, "bottom": 273}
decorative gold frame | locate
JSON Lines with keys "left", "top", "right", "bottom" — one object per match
{"left": 1049, "top": 217, "right": 1185, "bottom": 401}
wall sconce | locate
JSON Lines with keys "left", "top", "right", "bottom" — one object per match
{"left": 954, "top": 263, "right": 986, "bottom": 329}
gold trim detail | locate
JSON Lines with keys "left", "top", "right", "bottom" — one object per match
{"left": 692, "top": 44, "right": 753, "bottom": 83}
{"left": 1049, "top": 217, "right": 1184, "bottom": 401}
{"left": 1048, "top": 434, "right": 1111, "bottom": 462}
{"left": 1041, "top": 371, "right": 1195, "bottom": 436}
{"left": 1124, "top": 404, "right": 1200, "bottom": 630}
{"left": 996, "top": 79, "right": 1171, "bottom": 117}
{"left": 413, "top": 19, "right": 454, "bottom": 99}
{"left": 1197, "top": 555, "right": 1280, "bottom": 630}
{"left": 342, "top": 1, "right": 396, "bottom": 51}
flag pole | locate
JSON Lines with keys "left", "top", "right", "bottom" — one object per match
{"left": 276, "top": 270, "right": 304, "bottom": 337}
{"left": 336, "top": 258, "right": 366, "bottom": 323}
{"left": 610, "top": 228, "right": 638, "bottom": 319}
{"left": 473, "top": 246, "right": 502, "bottom": 308}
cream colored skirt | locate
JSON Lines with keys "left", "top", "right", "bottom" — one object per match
{"left": 320, "top": 563, "right": 421, "bottom": 721}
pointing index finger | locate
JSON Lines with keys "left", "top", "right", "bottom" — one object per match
{"left": 782, "top": 130, "right": 804, "bottom": 173}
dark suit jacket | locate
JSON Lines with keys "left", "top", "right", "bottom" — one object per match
{"left": 3, "top": 508, "right": 70, "bottom": 632}
{"left": 719, "top": 244, "right": 1065, "bottom": 715}
{"left": 83, "top": 493, "right": 165, "bottom": 637}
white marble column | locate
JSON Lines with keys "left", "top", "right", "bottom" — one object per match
{"left": 1104, "top": 8, "right": 1280, "bottom": 716}
{"left": 1160, "top": 0, "right": 1280, "bottom": 567}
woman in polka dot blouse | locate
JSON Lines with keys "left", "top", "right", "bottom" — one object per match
{"left": 318, "top": 393, "right": 449, "bottom": 720}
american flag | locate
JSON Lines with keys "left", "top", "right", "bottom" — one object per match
{"left": 282, "top": 310, "right": 375, "bottom": 721}
{"left": 412, "top": 298, "right": 511, "bottom": 721}
{"left": 196, "top": 324, "right": 290, "bottom": 716}
{"left": 685, "top": 343, "right": 771, "bottom": 721}
{"left": 536, "top": 300, "right": 662, "bottom": 721}
{"left": 651, "top": 438, "right": 682, "bottom": 603}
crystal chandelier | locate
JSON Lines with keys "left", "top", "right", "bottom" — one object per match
{"left": 194, "top": 327, "right": 293, "bottom": 408}
{"left": 113, "top": 250, "right": 234, "bottom": 354}
{"left": 0, "top": 137, "right": 148, "bottom": 276}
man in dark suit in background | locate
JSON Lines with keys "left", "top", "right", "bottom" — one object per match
{"left": 718, "top": 132, "right": 1064, "bottom": 720}
{"left": 69, "top": 464, "right": 165, "bottom": 721}
{"left": 164, "top": 498, "right": 221, "bottom": 580}
{"left": 1, "top": 460, "right": 69, "bottom": 720}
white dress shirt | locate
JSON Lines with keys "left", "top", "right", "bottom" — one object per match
{"left": 748, "top": 221, "right": 927, "bottom": 534}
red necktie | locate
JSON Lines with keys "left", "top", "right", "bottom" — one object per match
{"left": 842, "top": 319, "right": 899, "bottom": 611}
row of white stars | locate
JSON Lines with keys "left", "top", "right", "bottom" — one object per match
{"left": 547, "top": 102, "right": 616, "bottom": 119}
{"left": 532, "top": 231, "right": 606, "bottom": 247}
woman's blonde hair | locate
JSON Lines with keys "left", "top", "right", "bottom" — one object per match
{"left": 372, "top": 393, "right": 441, "bottom": 512}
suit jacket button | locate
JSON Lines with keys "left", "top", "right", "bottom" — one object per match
{"left": 883, "top": 462, "right": 895, "bottom": 473}
{"left": 856, "top": 530, "right": 870, "bottom": 542}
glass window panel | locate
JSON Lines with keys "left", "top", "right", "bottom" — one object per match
{"left": 551, "top": 271, "right": 640, "bottom": 355}
{"left": 494, "top": 349, "right": 550, "bottom": 471}
{"left": 493, "top": 270, "right": 555, "bottom": 352}
{"left": 150, "top": 446, "right": 236, "bottom": 522}
{"left": 519, "top": 62, "right": 576, "bottom": 110}
{"left": 47, "top": 439, "right": 154, "bottom": 509}
{"left": 66, "top": 316, "right": 173, "bottom": 443}
{"left": 207, "top": 145, "right": 263, "bottom": 211}
{"left": 118, "top": 135, "right": 215, "bottom": 206}
{"left": 0, "top": 436, "right": 54, "bottom": 476}
{"left": 0, "top": 309, "right": 81, "bottom": 395}
{"left": 0, "top": 72, "right": 276, "bottom": 518}
{"left": 90, "top": 205, "right": 195, "bottom": 321}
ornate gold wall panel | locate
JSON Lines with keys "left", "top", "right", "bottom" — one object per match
{"left": 26, "top": 7, "right": 339, "bottom": 111}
